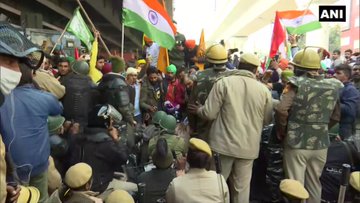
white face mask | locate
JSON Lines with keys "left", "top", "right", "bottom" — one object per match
{"left": 0, "top": 66, "right": 22, "bottom": 95}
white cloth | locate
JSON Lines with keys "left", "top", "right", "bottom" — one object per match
{"left": 146, "top": 42, "right": 160, "bottom": 68}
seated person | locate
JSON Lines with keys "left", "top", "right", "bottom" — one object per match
{"left": 46, "top": 162, "right": 102, "bottom": 203}
{"left": 166, "top": 138, "right": 229, "bottom": 203}
{"left": 137, "top": 138, "right": 176, "bottom": 203}
{"left": 279, "top": 179, "right": 309, "bottom": 203}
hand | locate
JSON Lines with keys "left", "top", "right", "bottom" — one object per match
{"left": 175, "top": 156, "right": 187, "bottom": 170}
{"left": 63, "top": 121, "right": 72, "bottom": 133}
{"left": 335, "top": 135, "right": 342, "bottom": 141}
{"left": 188, "top": 102, "right": 201, "bottom": 114}
{"left": 150, "top": 106, "right": 157, "bottom": 113}
{"left": 6, "top": 185, "right": 21, "bottom": 203}
{"left": 94, "top": 30, "right": 100, "bottom": 39}
{"left": 176, "top": 170, "right": 185, "bottom": 177}
{"left": 108, "top": 118, "right": 120, "bottom": 141}
{"left": 69, "top": 123, "right": 80, "bottom": 135}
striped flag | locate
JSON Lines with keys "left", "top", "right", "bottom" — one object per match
{"left": 123, "top": 0, "right": 176, "bottom": 50}
{"left": 278, "top": 10, "right": 322, "bottom": 35}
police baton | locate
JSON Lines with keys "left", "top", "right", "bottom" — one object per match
{"left": 337, "top": 164, "right": 351, "bottom": 203}
{"left": 214, "top": 152, "right": 226, "bottom": 203}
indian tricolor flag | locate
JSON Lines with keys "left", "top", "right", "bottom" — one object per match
{"left": 123, "top": 0, "right": 176, "bottom": 50}
{"left": 278, "top": 10, "right": 322, "bottom": 35}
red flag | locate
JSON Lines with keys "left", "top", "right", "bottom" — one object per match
{"left": 269, "top": 12, "right": 286, "bottom": 58}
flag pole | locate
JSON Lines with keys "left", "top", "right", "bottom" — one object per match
{"left": 49, "top": 23, "right": 70, "bottom": 55}
{"left": 75, "top": 0, "right": 111, "bottom": 56}
{"left": 121, "top": 23, "right": 124, "bottom": 58}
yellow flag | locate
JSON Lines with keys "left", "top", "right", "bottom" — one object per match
{"left": 195, "top": 29, "right": 205, "bottom": 70}
{"left": 157, "top": 0, "right": 170, "bottom": 73}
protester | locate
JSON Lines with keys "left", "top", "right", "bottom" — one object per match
{"left": 331, "top": 49, "right": 343, "bottom": 69}
{"left": 163, "top": 64, "right": 185, "bottom": 115}
{"left": 184, "top": 39, "right": 198, "bottom": 68}
{"left": 166, "top": 138, "right": 229, "bottom": 203}
{"left": 56, "top": 57, "right": 71, "bottom": 83}
{"left": 344, "top": 49, "right": 354, "bottom": 64}
{"left": 144, "top": 36, "right": 160, "bottom": 68}
{"left": 169, "top": 32, "right": 186, "bottom": 69}
{"left": 88, "top": 31, "right": 103, "bottom": 84}
{"left": 275, "top": 48, "right": 343, "bottom": 202}
{"left": 334, "top": 64, "right": 360, "bottom": 140}
{"left": 189, "top": 53, "right": 273, "bottom": 203}
{"left": 140, "top": 66, "right": 164, "bottom": 124}
{"left": 126, "top": 67, "right": 142, "bottom": 124}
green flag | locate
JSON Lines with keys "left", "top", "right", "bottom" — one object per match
{"left": 67, "top": 7, "right": 94, "bottom": 50}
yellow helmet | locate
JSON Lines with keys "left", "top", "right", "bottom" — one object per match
{"left": 291, "top": 47, "right": 321, "bottom": 69}
{"left": 205, "top": 44, "right": 227, "bottom": 64}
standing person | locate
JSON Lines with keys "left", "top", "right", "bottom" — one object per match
{"left": 97, "top": 56, "right": 136, "bottom": 147}
{"left": 88, "top": 31, "right": 103, "bottom": 84}
{"left": 144, "top": 36, "right": 160, "bottom": 68}
{"left": 0, "top": 64, "right": 63, "bottom": 202}
{"left": 163, "top": 64, "right": 185, "bottom": 114}
{"left": 188, "top": 53, "right": 273, "bottom": 203}
{"left": 275, "top": 48, "right": 343, "bottom": 203}
{"left": 55, "top": 58, "right": 71, "bottom": 83}
{"left": 352, "top": 63, "right": 360, "bottom": 137}
{"left": 344, "top": 49, "right": 354, "bottom": 64}
{"left": 126, "top": 67, "right": 142, "bottom": 124}
{"left": 61, "top": 61, "right": 94, "bottom": 127}
{"left": 140, "top": 66, "right": 164, "bottom": 124}
{"left": 188, "top": 44, "right": 228, "bottom": 140}
{"left": 166, "top": 138, "right": 229, "bottom": 203}
{"left": 0, "top": 22, "right": 46, "bottom": 203}
{"left": 331, "top": 49, "right": 343, "bottom": 69}
{"left": 334, "top": 64, "right": 360, "bottom": 140}
{"left": 169, "top": 32, "right": 186, "bottom": 70}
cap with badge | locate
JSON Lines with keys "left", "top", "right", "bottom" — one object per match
{"left": 106, "top": 189, "right": 135, "bottom": 203}
{"left": 189, "top": 138, "right": 212, "bottom": 157}
{"left": 240, "top": 53, "right": 260, "bottom": 67}
{"left": 65, "top": 163, "right": 92, "bottom": 189}
{"left": 280, "top": 179, "right": 309, "bottom": 200}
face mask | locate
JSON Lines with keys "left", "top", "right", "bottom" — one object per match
{"left": 0, "top": 66, "right": 22, "bottom": 95}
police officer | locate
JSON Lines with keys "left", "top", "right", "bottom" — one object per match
{"left": 61, "top": 60, "right": 94, "bottom": 127}
{"left": 148, "top": 115, "right": 187, "bottom": 160}
{"left": 275, "top": 47, "right": 343, "bottom": 203}
{"left": 279, "top": 179, "right": 309, "bottom": 203}
{"left": 188, "top": 44, "right": 228, "bottom": 141}
{"left": 98, "top": 56, "right": 136, "bottom": 147}
{"left": 46, "top": 162, "right": 102, "bottom": 203}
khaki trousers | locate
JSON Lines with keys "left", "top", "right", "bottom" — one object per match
{"left": 283, "top": 147, "right": 328, "bottom": 203}
{"left": 219, "top": 154, "right": 254, "bottom": 203}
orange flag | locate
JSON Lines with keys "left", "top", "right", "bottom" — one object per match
{"left": 157, "top": 0, "right": 170, "bottom": 73}
{"left": 195, "top": 29, "right": 206, "bottom": 70}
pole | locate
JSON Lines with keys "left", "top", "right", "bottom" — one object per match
{"left": 75, "top": 0, "right": 111, "bottom": 56}
{"left": 121, "top": 23, "right": 124, "bottom": 58}
{"left": 337, "top": 164, "right": 351, "bottom": 203}
{"left": 49, "top": 23, "right": 70, "bottom": 55}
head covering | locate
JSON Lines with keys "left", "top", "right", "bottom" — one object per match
{"left": 278, "top": 58, "right": 289, "bottom": 70}
{"left": 189, "top": 138, "right": 212, "bottom": 156}
{"left": 109, "top": 56, "right": 126, "bottom": 73}
{"left": 350, "top": 172, "right": 360, "bottom": 192}
{"left": 67, "top": 56, "right": 75, "bottom": 64}
{"left": 281, "top": 70, "right": 294, "bottom": 81}
{"left": 166, "top": 64, "right": 177, "bottom": 74}
{"left": 126, "top": 67, "right": 138, "bottom": 76}
{"left": 106, "top": 190, "right": 135, "bottom": 203}
{"left": 185, "top": 40, "right": 196, "bottom": 49}
{"left": 240, "top": 53, "right": 260, "bottom": 67}
{"left": 48, "top": 156, "right": 62, "bottom": 193}
{"left": 65, "top": 163, "right": 92, "bottom": 189}
{"left": 47, "top": 116, "right": 65, "bottom": 135}
{"left": 152, "top": 138, "right": 173, "bottom": 169}
{"left": 17, "top": 186, "right": 40, "bottom": 203}
{"left": 144, "top": 35, "right": 153, "bottom": 44}
{"left": 280, "top": 179, "right": 309, "bottom": 200}
{"left": 101, "top": 62, "right": 112, "bottom": 74}
{"left": 137, "top": 59, "right": 146, "bottom": 65}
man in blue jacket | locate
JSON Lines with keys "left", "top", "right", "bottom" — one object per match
{"left": 335, "top": 64, "right": 360, "bottom": 140}
{"left": 0, "top": 22, "right": 62, "bottom": 202}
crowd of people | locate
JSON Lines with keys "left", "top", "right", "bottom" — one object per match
{"left": 0, "top": 20, "right": 360, "bottom": 203}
